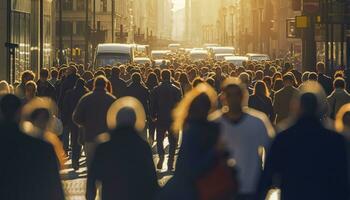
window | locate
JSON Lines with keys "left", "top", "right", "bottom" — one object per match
{"left": 76, "top": 0, "right": 85, "bottom": 10}
{"left": 62, "top": 21, "right": 73, "bottom": 36}
{"left": 100, "top": 0, "right": 107, "bottom": 12}
{"left": 63, "top": 0, "right": 73, "bottom": 10}
{"left": 76, "top": 21, "right": 86, "bottom": 36}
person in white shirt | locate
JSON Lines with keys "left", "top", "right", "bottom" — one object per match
{"left": 212, "top": 77, "right": 275, "bottom": 200}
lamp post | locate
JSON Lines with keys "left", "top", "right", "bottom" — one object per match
{"left": 230, "top": 5, "right": 235, "bottom": 47}
{"left": 222, "top": 7, "right": 227, "bottom": 46}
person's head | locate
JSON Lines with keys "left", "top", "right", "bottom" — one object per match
{"left": 239, "top": 72, "right": 250, "bottom": 86}
{"left": 221, "top": 77, "right": 248, "bottom": 113}
{"left": 94, "top": 70, "right": 106, "bottom": 78}
{"left": 302, "top": 71, "right": 310, "bottom": 83}
{"left": 316, "top": 62, "right": 326, "bottom": 74}
{"left": 282, "top": 73, "right": 295, "bottom": 87}
{"left": 334, "top": 70, "right": 344, "bottom": 79}
{"left": 308, "top": 72, "right": 318, "bottom": 81}
{"left": 21, "top": 70, "right": 35, "bottom": 84}
{"left": 161, "top": 70, "right": 171, "bottom": 82}
{"left": 255, "top": 70, "right": 264, "bottom": 80}
{"left": 82, "top": 71, "right": 94, "bottom": 82}
{"left": 179, "top": 73, "right": 190, "bottom": 85}
{"left": 263, "top": 76, "right": 272, "bottom": 89}
{"left": 335, "top": 104, "right": 350, "bottom": 133}
{"left": 192, "top": 77, "right": 204, "bottom": 87}
{"left": 333, "top": 77, "right": 346, "bottom": 90}
{"left": 0, "top": 81, "right": 10, "bottom": 95}
{"left": 206, "top": 77, "right": 215, "bottom": 88}
{"left": 107, "top": 96, "right": 146, "bottom": 131}
{"left": 172, "top": 83, "right": 217, "bottom": 132}
{"left": 131, "top": 73, "right": 142, "bottom": 84}
{"left": 39, "top": 68, "right": 49, "bottom": 81}
{"left": 67, "top": 65, "right": 78, "bottom": 76}
{"left": 93, "top": 75, "right": 108, "bottom": 91}
{"left": 50, "top": 69, "right": 58, "bottom": 80}
{"left": 273, "top": 78, "right": 284, "bottom": 91}
{"left": 25, "top": 81, "right": 37, "bottom": 99}
{"left": 0, "top": 94, "right": 22, "bottom": 123}
{"left": 291, "top": 81, "right": 327, "bottom": 119}
{"left": 146, "top": 72, "right": 159, "bottom": 87}
{"left": 111, "top": 66, "right": 121, "bottom": 78}
{"left": 29, "top": 108, "right": 51, "bottom": 131}
{"left": 253, "top": 81, "right": 269, "bottom": 97}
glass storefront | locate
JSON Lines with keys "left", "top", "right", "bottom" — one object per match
{"left": 8, "top": 0, "right": 54, "bottom": 81}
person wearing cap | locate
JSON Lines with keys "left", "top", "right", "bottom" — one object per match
{"left": 256, "top": 81, "right": 348, "bottom": 200}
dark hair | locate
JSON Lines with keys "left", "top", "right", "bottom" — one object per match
{"left": 253, "top": 81, "right": 269, "bottom": 97}
{"left": 308, "top": 72, "right": 318, "bottom": 81}
{"left": 93, "top": 75, "right": 108, "bottom": 90}
{"left": 334, "top": 78, "right": 346, "bottom": 89}
{"left": 146, "top": 72, "right": 159, "bottom": 89}
{"left": 111, "top": 67, "right": 120, "bottom": 77}
{"left": 132, "top": 73, "right": 142, "bottom": 83}
{"left": 40, "top": 68, "right": 49, "bottom": 79}
{"left": 161, "top": 70, "right": 171, "bottom": 81}
{"left": 51, "top": 69, "right": 58, "bottom": 79}
{"left": 21, "top": 70, "right": 35, "bottom": 82}
{"left": 192, "top": 77, "right": 204, "bottom": 87}
{"left": 273, "top": 78, "right": 284, "bottom": 91}
{"left": 0, "top": 94, "right": 22, "bottom": 121}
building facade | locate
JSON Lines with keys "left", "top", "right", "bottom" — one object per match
{"left": 0, "top": 0, "right": 55, "bottom": 82}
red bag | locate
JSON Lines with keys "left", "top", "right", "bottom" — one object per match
{"left": 196, "top": 158, "right": 239, "bottom": 200}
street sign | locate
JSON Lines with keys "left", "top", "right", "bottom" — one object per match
{"left": 296, "top": 16, "right": 309, "bottom": 28}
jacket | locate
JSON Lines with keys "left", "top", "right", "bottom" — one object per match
{"left": 73, "top": 89, "right": 116, "bottom": 142}
{"left": 327, "top": 88, "right": 350, "bottom": 118}
{"left": 273, "top": 86, "right": 298, "bottom": 123}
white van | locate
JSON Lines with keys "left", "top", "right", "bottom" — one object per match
{"left": 214, "top": 53, "right": 234, "bottom": 61}
{"left": 151, "top": 50, "right": 171, "bottom": 60}
{"left": 94, "top": 43, "right": 134, "bottom": 68}
{"left": 134, "top": 57, "right": 151, "bottom": 65}
{"left": 168, "top": 43, "right": 181, "bottom": 51}
{"left": 210, "top": 47, "right": 235, "bottom": 56}
{"left": 246, "top": 53, "right": 270, "bottom": 61}
{"left": 190, "top": 50, "right": 209, "bottom": 61}
{"left": 224, "top": 56, "right": 249, "bottom": 67}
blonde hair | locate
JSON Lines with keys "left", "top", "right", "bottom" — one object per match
{"left": 172, "top": 83, "right": 217, "bottom": 133}
{"left": 335, "top": 103, "right": 350, "bottom": 133}
{"left": 0, "top": 80, "right": 10, "bottom": 95}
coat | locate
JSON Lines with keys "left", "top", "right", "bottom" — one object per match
{"left": 73, "top": 89, "right": 116, "bottom": 142}
{"left": 0, "top": 121, "right": 64, "bottom": 200}
{"left": 248, "top": 94, "right": 274, "bottom": 122}
{"left": 126, "top": 82, "right": 150, "bottom": 116}
{"left": 273, "top": 86, "right": 298, "bottom": 123}
{"left": 150, "top": 81, "right": 182, "bottom": 127}
{"left": 61, "top": 86, "right": 89, "bottom": 127}
{"left": 110, "top": 76, "right": 127, "bottom": 98}
{"left": 36, "top": 80, "right": 56, "bottom": 101}
{"left": 58, "top": 74, "right": 79, "bottom": 111}
{"left": 256, "top": 117, "right": 348, "bottom": 200}
{"left": 86, "top": 126, "right": 159, "bottom": 200}
{"left": 318, "top": 73, "right": 333, "bottom": 96}
{"left": 327, "top": 88, "right": 350, "bottom": 118}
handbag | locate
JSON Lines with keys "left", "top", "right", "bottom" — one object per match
{"left": 196, "top": 155, "right": 239, "bottom": 200}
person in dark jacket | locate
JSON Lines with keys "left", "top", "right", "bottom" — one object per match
{"left": 58, "top": 65, "right": 80, "bottom": 151}
{"left": 73, "top": 75, "right": 116, "bottom": 167}
{"left": 86, "top": 97, "right": 158, "bottom": 200}
{"left": 36, "top": 68, "right": 56, "bottom": 101}
{"left": 126, "top": 73, "right": 150, "bottom": 119}
{"left": 145, "top": 72, "right": 159, "bottom": 145}
{"left": 16, "top": 70, "right": 35, "bottom": 98}
{"left": 273, "top": 73, "right": 299, "bottom": 124}
{"left": 62, "top": 78, "right": 89, "bottom": 170}
{"left": 110, "top": 66, "right": 127, "bottom": 98}
{"left": 248, "top": 81, "right": 274, "bottom": 122}
{"left": 317, "top": 62, "right": 333, "bottom": 96}
{"left": 257, "top": 81, "right": 349, "bottom": 200}
{"left": 151, "top": 70, "right": 182, "bottom": 171}
{"left": 0, "top": 94, "right": 64, "bottom": 200}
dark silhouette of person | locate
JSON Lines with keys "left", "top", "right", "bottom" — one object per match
{"left": 36, "top": 68, "right": 56, "bottom": 101}
{"left": 0, "top": 94, "right": 64, "bottom": 200}
{"left": 62, "top": 78, "right": 89, "bottom": 170}
{"left": 256, "top": 81, "right": 349, "bottom": 200}
{"left": 151, "top": 70, "right": 182, "bottom": 171}
{"left": 86, "top": 97, "right": 158, "bottom": 200}
{"left": 109, "top": 66, "right": 127, "bottom": 98}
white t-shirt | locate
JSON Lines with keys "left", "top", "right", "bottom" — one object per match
{"left": 215, "top": 108, "right": 275, "bottom": 194}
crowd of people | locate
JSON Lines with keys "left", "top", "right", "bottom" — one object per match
{"left": 1, "top": 54, "right": 350, "bottom": 200}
